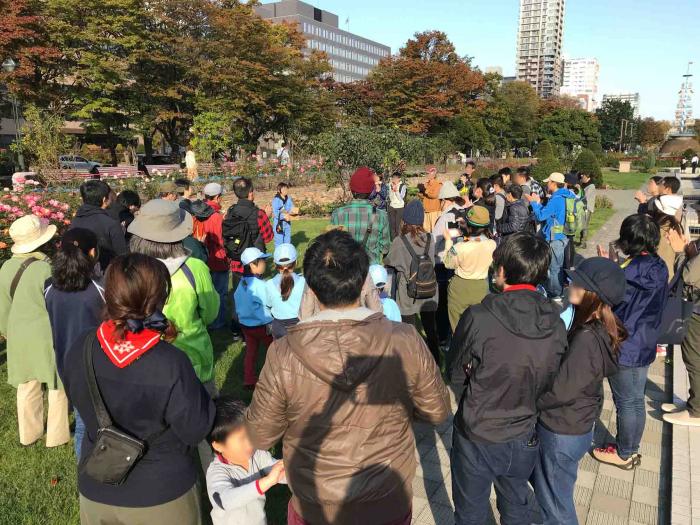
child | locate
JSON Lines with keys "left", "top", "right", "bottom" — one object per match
{"left": 265, "top": 243, "right": 305, "bottom": 339}
{"left": 234, "top": 247, "right": 273, "bottom": 389}
{"left": 368, "top": 264, "right": 401, "bottom": 322}
{"left": 206, "top": 397, "right": 286, "bottom": 525}
{"left": 272, "top": 182, "right": 294, "bottom": 246}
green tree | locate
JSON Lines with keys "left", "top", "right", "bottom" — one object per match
{"left": 571, "top": 148, "right": 603, "bottom": 186}
{"left": 190, "top": 111, "right": 240, "bottom": 162}
{"left": 637, "top": 118, "right": 670, "bottom": 148}
{"left": 17, "top": 104, "right": 70, "bottom": 181}
{"left": 492, "top": 81, "right": 540, "bottom": 150}
{"left": 595, "top": 99, "right": 635, "bottom": 150}
{"left": 536, "top": 140, "right": 556, "bottom": 158}
{"left": 449, "top": 107, "right": 494, "bottom": 156}
{"left": 537, "top": 108, "right": 601, "bottom": 152}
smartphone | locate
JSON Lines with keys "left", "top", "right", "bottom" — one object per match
{"left": 608, "top": 242, "right": 619, "bottom": 263}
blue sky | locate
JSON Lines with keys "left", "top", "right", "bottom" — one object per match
{"left": 291, "top": 0, "right": 700, "bottom": 121}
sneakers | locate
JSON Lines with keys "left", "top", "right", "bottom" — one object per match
{"left": 662, "top": 410, "right": 700, "bottom": 427}
{"left": 592, "top": 445, "right": 641, "bottom": 470}
{"left": 661, "top": 402, "right": 686, "bottom": 413}
{"left": 656, "top": 345, "right": 667, "bottom": 358}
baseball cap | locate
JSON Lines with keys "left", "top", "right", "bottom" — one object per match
{"left": 543, "top": 172, "right": 565, "bottom": 184}
{"left": 564, "top": 172, "right": 579, "bottom": 186}
{"left": 273, "top": 243, "right": 298, "bottom": 265}
{"left": 240, "top": 247, "right": 271, "bottom": 267}
{"left": 369, "top": 264, "right": 389, "bottom": 287}
{"left": 203, "top": 182, "right": 223, "bottom": 197}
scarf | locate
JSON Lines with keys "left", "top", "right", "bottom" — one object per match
{"left": 97, "top": 311, "right": 167, "bottom": 368}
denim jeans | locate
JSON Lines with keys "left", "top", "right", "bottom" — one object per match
{"left": 209, "top": 270, "right": 230, "bottom": 330}
{"left": 451, "top": 428, "right": 541, "bottom": 525}
{"left": 609, "top": 365, "right": 649, "bottom": 459}
{"left": 545, "top": 238, "right": 568, "bottom": 298}
{"left": 74, "top": 409, "right": 85, "bottom": 461}
{"left": 532, "top": 424, "right": 592, "bottom": 525}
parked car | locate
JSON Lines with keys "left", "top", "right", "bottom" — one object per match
{"left": 59, "top": 155, "right": 101, "bottom": 173}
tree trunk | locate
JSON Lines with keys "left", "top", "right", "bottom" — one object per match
{"left": 144, "top": 133, "right": 154, "bottom": 163}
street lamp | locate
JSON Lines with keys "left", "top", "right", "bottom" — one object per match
{"left": 2, "top": 58, "right": 25, "bottom": 171}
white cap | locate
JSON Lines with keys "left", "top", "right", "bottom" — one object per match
{"left": 273, "top": 243, "right": 298, "bottom": 265}
{"left": 203, "top": 182, "right": 223, "bottom": 197}
{"left": 240, "top": 247, "right": 271, "bottom": 266}
{"left": 369, "top": 264, "right": 388, "bottom": 287}
{"left": 655, "top": 194, "right": 683, "bottom": 217}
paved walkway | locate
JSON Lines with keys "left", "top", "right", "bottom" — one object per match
{"left": 412, "top": 188, "right": 672, "bottom": 525}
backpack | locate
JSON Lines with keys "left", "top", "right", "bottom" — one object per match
{"left": 222, "top": 206, "right": 257, "bottom": 261}
{"left": 400, "top": 235, "right": 437, "bottom": 300}
{"left": 563, "top": 196, "right": 585, "bottom": 236}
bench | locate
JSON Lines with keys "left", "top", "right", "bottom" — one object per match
{"left": 96, "top": 166, "right": 140, "bottom": 179}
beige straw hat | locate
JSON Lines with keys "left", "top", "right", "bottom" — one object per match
{"left": 9, "top": 214, "right": 57, "bottom": 254}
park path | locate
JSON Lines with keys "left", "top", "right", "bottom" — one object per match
{"left": 412, "top": 187, "right": 672, "bottom": 525}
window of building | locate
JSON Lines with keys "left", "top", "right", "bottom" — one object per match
{"left": 314, "top": 8, "right": 322, "bottom": 22}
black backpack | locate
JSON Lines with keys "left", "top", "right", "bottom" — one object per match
{"left": 223, "top": 206, "right": 257, "bottom": 261}
{"left": 400, "top": 235, "right": 437, "bottom": 300}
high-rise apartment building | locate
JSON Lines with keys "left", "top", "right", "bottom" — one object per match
{"left": 256, "top": 0, "right": 390, "bottom": 83}
{"left": 560, "top": 57, "right": 600, "bottom": 112}
{"left": 601, "top": 93, "right": 641, "bottom": 118}
{"left": 515, "top": 0, "right": 566, "bottom": 99}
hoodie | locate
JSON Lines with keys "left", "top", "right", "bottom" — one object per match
{"left": 538, "top": 321, "right": 618, "bottom": 435}
{"left": 245, "top": 312, "right": 450, "bottom": 525}
{"left": 449, "top": 288, "right": 568, "bottom": 443}
{"left": 70, "top": 204, "right": 128, "bottom": 270}
{"left": 530, "top": 187, "right": 577, "bottom": 242}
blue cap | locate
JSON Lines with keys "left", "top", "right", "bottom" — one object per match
{"left": 240, "top": 247, "right": 271, "bottom": 266}
{"left": 274, "top": 243, "right": 297, "bottom": 265}
{"left": 369, "top": 264, "right": 388, "bottom": 287}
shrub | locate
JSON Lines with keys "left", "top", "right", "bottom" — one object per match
{"left": 532, "top": 155, "right": 564, "bottom": 182}
{"left": 595, "top": 195, "right": 613, "bottom": 209}
{"left": 588, "top": 142, "right": 604, "bottom": 159}
{"left": 683, "top": 148, "right": 697, "bottom": 159}
{"left": 572, "top": 148, "right": 603, "bottom": 187}
{"left": 536, "top": 140, "right": 556, "bottom": 159}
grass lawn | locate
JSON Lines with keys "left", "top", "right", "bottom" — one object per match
{"left": 601, "top": 169, "right": 650, "bottom": 190}
{"left": 585, "top": 206, "right": 616, "bottom": 239}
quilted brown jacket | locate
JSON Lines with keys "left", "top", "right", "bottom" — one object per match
{"left": 246, "top": 312, "right": 450, "bottom": 524}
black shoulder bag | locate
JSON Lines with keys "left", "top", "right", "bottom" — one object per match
{"left": 658, "top": 260, "right": 694, "bottom": 345}
{"left": 79, "top": 333, "right": 168, "bottom": 485}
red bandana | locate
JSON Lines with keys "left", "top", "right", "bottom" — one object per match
{"left": 504, "top": 284, "right": 537, "bottom": 292}
{"left": 96, "top": 320, "right": 162, "bottom": 368}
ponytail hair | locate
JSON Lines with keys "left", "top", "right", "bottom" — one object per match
{"left": 52, "top": 228, "right": 99, "bottom": 292}
{"left": 278, "top": 262, "right": 296, "bottom": 301}
{"left": 572, "top": 290, "right": 628, "bottom": 353}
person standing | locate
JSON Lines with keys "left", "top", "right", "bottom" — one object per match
{"left": 448, "top": 232, "right": 567, "bottom": 525}
{"left": 185, "top": 148, "right": 198, "bottom": 180}
{"left": 681, "top": 156, "right": 688, "bottom": 174}
{"left": 498, "top": 184, "right": 533, "bottom": 236}
{"left": 245, "top": 230, "right": 450, "bottom": 525}
{"left": 692, "top": 153, "right": 699, "bottom": 175}
{"left": 419, "top": 165, "right": 443, "bottom": 232}
{"left": 533, "top": 258, "right": 627, "bottom": 524}
{"left": 202, "top": 182, "right": 229, "bottom": 330}
{"left": 272, "top": 182, "right": 294, "bottom": 246}
{"left": 593, "top": 214, "right": 668, "bottom": 468}
{"left": 0, "top": 215, "right": 69, "bottom": 448}
{"left": 369, "top": 172, "right": 389, "bottom": 211}
{"left": 578, "top": 172, "right": 597, "bottom": 249}
{"left": 387, "top": 171, "right": 407, "bottom": 240}
{"left": 330, "top": 167, "right": 390, "bottom": 264}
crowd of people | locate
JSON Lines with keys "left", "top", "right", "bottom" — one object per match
{"left": 0, "top": 160, "right": 698, "bottom": 525}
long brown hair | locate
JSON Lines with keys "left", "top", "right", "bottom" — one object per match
{"left": 278, "top": 262, "right": 296, "bottom": 301}
{"left": 104, "top": 253, "right": 177, "bottom": 342}
{"left": 401, "top": 223, "right": 427, "bottom": 243}
{"left": 571, "top": 290, "right": 628, "bottom": 353}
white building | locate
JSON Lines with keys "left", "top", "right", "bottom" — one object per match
{"left": 515, "top": 0, "right": 566, "bottom": 99}
{"left": 560, "top": 58, "right": 600, "bottom": 112}
{"left": 256, "top": 0, "right": 390, "bottom": 84}
{"left": 602, "top": 93, "right": 641, "bottom": 118}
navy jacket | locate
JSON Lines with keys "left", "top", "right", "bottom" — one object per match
{"left": 614, "top": 255, "right": 669, "bottom": 367}
{"left": 70, "top": 205, "right": 128, "bottom": 270}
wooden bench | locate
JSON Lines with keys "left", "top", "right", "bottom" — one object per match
{"left": 96, "top": 166, "right": 140, "bottom": 179}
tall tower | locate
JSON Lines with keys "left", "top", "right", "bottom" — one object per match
{"left": 516, "top": 0, "right": 566, "bottom": 99}
{"left": 674, "top": 62, "right": 694, "bottom": 135}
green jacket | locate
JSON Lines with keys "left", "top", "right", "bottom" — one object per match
{"left": 160, "top": 256, "right": 220, "bottom": 383}
{"left": 0, "top": 253, "right": 60, "bottom": 389}
{"left": 330, "top": 200, "right": 390, "bottom": 264}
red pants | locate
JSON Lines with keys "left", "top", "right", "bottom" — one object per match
{"left": 287, "top": 501, "right": 411, "bottom": 525}
{"left": 242, "top": 325, "right": 272, "bottom": 386}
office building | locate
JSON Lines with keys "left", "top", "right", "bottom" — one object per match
{"left": 560, "top": 57, "right": 600, "bottom": 112}
{"left": 602, "top": 92, "right": 641, "bottom": 118}
{"left": 256, "top": 1, "right": 390, "bottom": 83}
{"left": 515, "top": 0, "right": 566, "bottom": 98}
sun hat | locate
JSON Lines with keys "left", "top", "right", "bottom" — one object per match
{"left": 273, "top": 243, "right": 297, "bottom": 265}
{"left": 369, "top": 264, "right": 388, "bottom": 288}
{"left": 203, "top": 182, "right": 223, "bottom": 197}
{"left": 127, "top": 199, "right": 193, "bottom": 243}
{"left": 9, "top": 215, "right": 57, "bottom": 254}
{"left": 402, "top": 200, "right": 425, "bottom": 226}
{"left": 543, "top": 172, "right": 565, "bottom": 184}
{"left": 159, "top": 181, "right": 177, "bottom": 194}
{"left": 241, "top": 247, "right": 271, "bottom": 267}
{"left": 349, "top": 167, "right": 376, "bottom": 194}
{"left": 439, "top": 181, "right": 461, "bottom": 200}
{"left": 565, "top": 257, "right": 626, "bottom": 306}
{"left": 655, "top": 194, "right": 683, "bottom": 217}
{"left": 466, "top": 205, "right": 491, "bottom": 228}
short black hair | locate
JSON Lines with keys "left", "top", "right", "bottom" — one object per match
{"left": 351, "top": 192, "right": 371, "bottom": 200}
{"left": 465, "top": 160, "right": 476, "bottom": 168}
{"left": 490, "top": 174, "right": 505, "bottom": 188}
{"left": 493, "top": 232, "right": 550, "bottom": 286}
{"left": 505, "top": 183, "right": 523, "bottom": 200}
{"left": 117, "top": 190, "right": 141, "bottom": 209}
{"left": 498, "top": 167, "right": 512, "bottom": 177}
{"left": 650, "top": 175, "right": 664, "bottom": 185}
{"left": 616, "top": 214, "right": 660, "bottom": 256}
{"left": 303, "top": 230, "right": 369, "bottom": 308}
{"left": 516, "top": 165, "right": 530, "bottom": 176}
{"left": 233, "top": 177, "right": 253, "bottom": 199}
{"left": 662, "top": 176, "right": 680, "bottom": 194}
{"left": 80, "top": 180, "right": 111, "bottom": 207}
{"left": 207, "top": 396, "right": 247, "bottom": 445}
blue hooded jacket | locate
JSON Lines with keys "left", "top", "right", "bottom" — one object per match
{"left": 530, "top": 188, "right": 577, "bottom": 242}
{"left": 614, "top": 255, "right": 669, "bottom": 367}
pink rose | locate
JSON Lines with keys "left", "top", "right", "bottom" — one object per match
{"left": 10, "top": 196, "right": 18, "bottom": 202}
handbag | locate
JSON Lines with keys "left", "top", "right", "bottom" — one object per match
{"left": 79, "top": 333, "right": 168, "bottom": 485}
{"left": 657, "top": 261, "right": 694, "bottom": 345}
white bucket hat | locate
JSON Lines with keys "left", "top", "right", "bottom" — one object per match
{"left": 127, "top": 199, "right": 193, "bottom": 243}
{"left": 9, "top": 214, "right": 57, "bottom": 254}
{"left": 439, "top": 181, "right": 461, "bottom": 200}
{"left": 655, "top": 194, "right": 683, "bottom": 217}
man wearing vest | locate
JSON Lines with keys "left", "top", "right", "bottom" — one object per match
{"left": 526, "top": 172, "right": 577, "bottom": 299}
{"left": 331, "top": 167, "right": 390, "bottom": 264}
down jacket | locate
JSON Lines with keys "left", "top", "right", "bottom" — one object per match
{"left": 498, "top": 199, "right": 532, "bottom": 236}
{"left": 245, "top": 312, "right": 450, "bottom": 525}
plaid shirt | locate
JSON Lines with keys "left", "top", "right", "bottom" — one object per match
{"left": 331, "top": 200, "right": 390, "bottom": 263}
{"left": 230, "top": 209, "right": 274, "bottom": 274}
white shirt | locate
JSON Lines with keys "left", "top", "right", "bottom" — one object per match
{"left": 692, "top": 156, "right": 699, "bottom": 164}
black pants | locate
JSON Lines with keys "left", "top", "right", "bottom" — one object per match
{"left": 565, "top": 234, "right": 576, "bottom": 270}
{"left": 402, "top": 311, "right": 440, "bottom": 366}
{"left": 693, "top": 162, "right": 698, "bottom": 175}
{"left": 388, "top": 206, "right": 403, "bottom": 240}
{"left": 435, "top": 264, "right": 454, "bottom": 344}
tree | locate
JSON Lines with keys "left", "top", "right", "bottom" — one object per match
{"left": 17, "top": 104, "right": 70, "bottom": 181}
{"left": 539, "top": 95, "right": 584, "bottom": 114}
{"left": 595, "top": 99, "right": 635, "bottom": 150}
{"left": 449, "top": 107, "right": 494, "bottom": 156}
{"left": 493, "top": 81, "right": 540, "bottom": 149}
{"left": 572, "top": 148, "right": 603, "bottom": 187}
{"left": 366, "top": 30, "right": 485, "bottom": 133}
{"left": 536, "top": 140, "right": 556, "bottom": 158}
{"left": 537, "top": 108, "right": 601, "bottom": 152}
{"left": 637, "top": 118, "right": 670, "bottom": 148}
